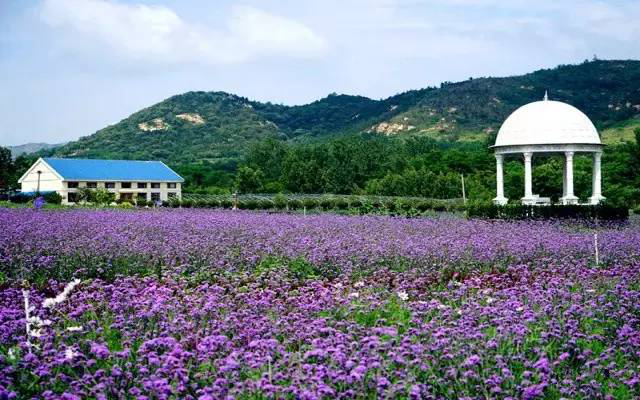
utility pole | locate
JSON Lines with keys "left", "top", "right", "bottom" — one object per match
{"left": 36, "top": 170, "right": 42, "bottom": 195}
{"left": 461, "top": 174, "right": 466, "bottom": 204}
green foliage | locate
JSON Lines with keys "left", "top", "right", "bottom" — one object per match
{"left": 254, "top": 256, "right": 320, "bottom": 281}
{"left": 235, "top": 166, "right": 264, "bottom": 193}
{"left": 43, "top": 192, "right": 62, "bottom": 204}
{"left": 75, "top": 188, "right": 116, "bottom": 205}
{"left": 0, "top": 146, "right": 12, "bottom": 188}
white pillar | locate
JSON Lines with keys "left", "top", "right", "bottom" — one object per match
{"left": 589, "top": 152, "right": 605, "bottom": 204}
{"left": 562, "top": 156, "right": 567, "bottom": 197}
{"left": 493, "top": 154, "right": 507, "bottom": 205}
{"left": 561, "top": 151, "right": 578, "bottom": 204}
{"left": 522, "top": 152, "right": 535, "bottom": 205}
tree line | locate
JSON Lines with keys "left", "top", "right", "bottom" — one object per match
{"left": 234, "top": 132, "right": 640, "bottom": 207}
{"left": 2, "top": 128, "right": 639, "bottom": 208}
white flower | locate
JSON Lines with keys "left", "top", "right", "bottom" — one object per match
{"left": 43, "top": 279, "right": 81, "bottom": 308}
{"left": 30, "top": 328, "right": 42, "bottom": 338}
{"left": 516, "top": 306, "right": 524, "bottom": 312}
{"left": 486, "top": 297, "right": 495, "bottom": 304}
{"left": 7, "top": 348, "right": 17, "bottom": 361}
{"left": 348, "top": 292, "right": 360, "bottom": 299}
{"left": 354, "top": 281, "right": 365, "bottom": 288}
{"left": 66, "top": 326, "right": 83, "bottom": 332}
{"left": 397, "top": 291, "right": 409, "bottom": 301}
{"left": 64, "top": 348, "right": 78, "bottom": 360}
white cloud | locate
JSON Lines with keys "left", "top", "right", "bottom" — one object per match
{"left": 39, "top": 0, "right": 328, "bottom": 65}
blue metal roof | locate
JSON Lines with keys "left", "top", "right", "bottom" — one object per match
{"left": 43, "top": 158, "right": 184, "bottom": 182}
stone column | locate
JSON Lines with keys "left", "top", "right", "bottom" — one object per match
{"left": 589, "top": 152, "right": 605, "bottom": 204}
{"left": 562, "top": 156, "right": 567, "bottom": 198}
{"left": 522, "top": 152, "right": 535, "bottom": 205}
{"left": 561, "top": 151, "right": 578, "bottom": 205}
{"left": 493, "top": 154, "right": 507, "bottom": 205}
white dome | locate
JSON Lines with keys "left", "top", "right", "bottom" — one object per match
{"left": 494, "top": 99, "right": 601, "bottom": 147}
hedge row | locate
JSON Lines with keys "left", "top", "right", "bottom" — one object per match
{"left": 9, "top": 191, "right": 62, "bottom": 204}
{"left": 162, "top": 197, "right": 465, "bottom": 215}
{"left": 465, "top": 203, "right": 629, "bottom": 221}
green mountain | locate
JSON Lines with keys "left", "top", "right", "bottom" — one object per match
{"left": 49, "top": 60, "right": 640, "bottom": 178}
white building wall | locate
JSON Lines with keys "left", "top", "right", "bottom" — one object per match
{"left": 63, "top": 181, "right": 181, "bottom": 204}
{"left": 19, "top": 159, "right": 64, "bottom": 192}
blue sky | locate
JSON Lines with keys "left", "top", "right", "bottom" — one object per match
{"left": 1, "top": 0, "right": 639, "bottom": 146}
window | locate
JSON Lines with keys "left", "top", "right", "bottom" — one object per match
{"left": 167, "top": 182, "right": 177, "bottom": 189}
{"left": 151, "top": 182, "right": 161, "bottom": 189}
{"left": 168, "top": 192, "right": 177, "bottom": 199}
{"left": 120, "top": 193, "right": 133, "bottom": 201}
{"left": 137, "top": 192, "right": 147, "bottom": 200}
{"left": 121, "top": 182, "right": 132, "bottom": 189}
{"left": 86, "top": 182, "right": 97, "bottom": 188}
{"left": 151, "top": 193, "right": 161, "bottom": 201}
{"left": 105, "top": 182, "right": 115, "bottom": 189}
{"left": 137, "top": 182, "right": 147, "bottom": 188}
{"left": 68, "top": 192, "right": 79, "bottom": 203}
{"left": 67, "top": 182, "right": 78, "bottom": 189}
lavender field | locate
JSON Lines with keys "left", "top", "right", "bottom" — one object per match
{"left": 1, "top": 208, "right": 640, "bottom": 399}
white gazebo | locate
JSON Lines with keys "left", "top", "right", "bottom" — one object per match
{"left": 492, "top": 92, "right": 605, "bottom": 206}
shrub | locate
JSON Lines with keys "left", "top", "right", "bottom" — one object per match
{"left": 239, "top": 199, "right": 259, "bottom": 210}
{"left": 221, "top": 198, "right": 233, "bottom": 208}
{"left": 466, "top": 203, "right": 628, "bottom": 221}
{"left": 384, "top": 200, "right": 397, "bottom": 213}
{"left": 319, "top": 197, "right": 334, "bottom": 210}
{"left": 302, "top": 198, "right": 319, "bottom": 210}
{"left": 273, "top": 194, "right": 288, "bottom": 210}
{"left": 350, "top": 198, "right": 363, "bottom": 209}
{"left": 10, "top": 191, "right": 60, "bottom": 203}
{"left": 206, "top": 199, "right": 221, "bottom": 208}
{"left": 334, "top": 198, "right": 349, "bottom": 210}
{"left": 288, "top": 199, "right": 302, "bottom": 210}
{"left": 43, "top": 192, "right": 62, "bottom": 204}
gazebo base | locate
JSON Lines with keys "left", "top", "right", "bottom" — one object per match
{"left": 493, "top": 196, "right": 508, "bottom": 206}
{"left": 560, "top": 195, "right": 579, "bottom": 205}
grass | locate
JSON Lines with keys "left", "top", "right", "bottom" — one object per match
{"left": 601, "top": 119, "right": 640, "bottom": 145}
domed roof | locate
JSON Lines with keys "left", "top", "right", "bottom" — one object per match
{"left": 494, "top": 95, "right": 601, "bottom": 147}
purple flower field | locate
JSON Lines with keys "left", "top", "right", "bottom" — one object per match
{"left": 1, "top": 208, "right": 639, "bottom": 399}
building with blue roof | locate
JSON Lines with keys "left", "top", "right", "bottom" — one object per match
{"left": 18, "top": 158, "right": 184, "bottom": 204}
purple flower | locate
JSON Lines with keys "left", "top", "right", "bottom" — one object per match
{"left": 523, "top": 383, "right": 546, "bottom": 399}
{"left": 90, "top": 343, "right": 110, "bottom": 360}
{"left": 463, "top": 355, "right": 481, "bottom": 368}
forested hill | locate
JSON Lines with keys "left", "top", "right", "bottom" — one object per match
{"left": 47, "top": 59, "right": 640, "bottom": 174}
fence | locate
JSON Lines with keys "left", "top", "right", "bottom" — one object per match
{"left": 182, "top": 192, "right": 465, "bottom": 206}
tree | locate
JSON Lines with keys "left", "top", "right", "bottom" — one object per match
{"left": 9, "top": 154, "right": 37, "bottom": 189}
{"left": 244, "top": 138, "right": 288, "bottom": 182}
{"left": 0, "top": 146, "right": 13, "bottom": 189}
{"left": 235, "top": 166, "right": 264, "bottom": 193}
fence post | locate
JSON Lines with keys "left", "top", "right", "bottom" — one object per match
{"left": 594, "top": 232, "right": 599, "bottom": 265}
{"left": 233, "top": 192, "right": 238, "bottom": 211}
{"left": 594, "top": 214, "right": 599, "bottom": 265}
{"left": 461, "top": 174, "right": 467, "bottom": 204}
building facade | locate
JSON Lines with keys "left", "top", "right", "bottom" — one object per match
{"left": 18, "top": 158, "right": 184, "bottom": 204}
